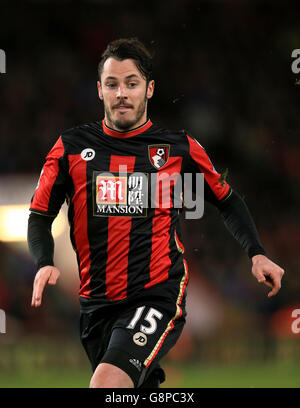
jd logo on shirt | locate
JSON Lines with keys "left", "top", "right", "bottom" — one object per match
{"left": 81, "top": 148, "right": 95, "bottom": 161}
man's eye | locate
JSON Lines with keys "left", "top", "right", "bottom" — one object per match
{"left": 128, "top": 83, "right": 137, "bottom": 88}
{"left": 106, "top": 83, "right": 116, "bottom": 88}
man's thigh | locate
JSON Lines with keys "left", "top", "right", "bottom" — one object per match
{"left": 80, "top": 309, "right": 114, "bottom": 372}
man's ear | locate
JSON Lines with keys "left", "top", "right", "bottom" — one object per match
{"left": 97, "top": 81, "right": 103, "bottom": 100}
{"left": 147, "top": 80, "right": 155, "bottom": 100}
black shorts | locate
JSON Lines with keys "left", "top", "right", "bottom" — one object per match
{"left": 79, "top": 297, "right": 186, "bottom": 388}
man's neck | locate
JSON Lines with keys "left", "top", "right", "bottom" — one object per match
{"left": 104, "top": 118, "right": 148, "bottom": 133}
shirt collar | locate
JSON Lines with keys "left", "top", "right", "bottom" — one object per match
{"left": 102, "top": 119, "right": 152, "bottom": 138}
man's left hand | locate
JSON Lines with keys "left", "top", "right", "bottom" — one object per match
{"left": 251, "top": 254, "right": 285, "bottom": 297}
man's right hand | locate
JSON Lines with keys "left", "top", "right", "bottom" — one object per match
{"left": 31, "top": 266, "right": 60, "bottom": 307}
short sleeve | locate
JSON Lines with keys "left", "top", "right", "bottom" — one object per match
{"left": 30, "top": 136, "right": 67, "bottom": 217}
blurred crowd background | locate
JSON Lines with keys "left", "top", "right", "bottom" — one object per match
{"left": 0, "top": 0, "right": 299, "bottom": 387}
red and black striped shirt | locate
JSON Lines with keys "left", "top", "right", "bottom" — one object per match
{"left": 29, "top": 119, "right": 231, "bottom": 309}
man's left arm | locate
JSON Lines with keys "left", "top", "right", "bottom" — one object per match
{"left": 184, "top": 132, "right": 285, "bottom": 297}
{"left": 216, "top": 190, "right": 285, "bottom": 297}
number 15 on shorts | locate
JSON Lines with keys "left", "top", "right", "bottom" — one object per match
{"left": 127, "top": 306, "right": 163, "bottom": 335}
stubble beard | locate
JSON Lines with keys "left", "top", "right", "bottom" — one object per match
{"left": 104, "top": 94, "right": 148, "bottom": 131}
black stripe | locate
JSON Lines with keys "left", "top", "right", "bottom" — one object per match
{"left": 65, "top": 157, "right": 81, "bottom": 282}
{"left": 85, "top": 153, "right": 110, "bottom": 299}
{"left": 47, "top": 153, "right": 67, "bottom": 215}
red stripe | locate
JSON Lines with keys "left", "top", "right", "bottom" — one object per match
{"left": 145, "top": 259, "right": 189, "bottom": 367}
{"left": 31, "top": 137, "right": 64, "bottom": 212}
{"left": 102, "top": 119, "right": 152, "bottom": 138}
{"left": 145, "top": 320, "right": 176, "bottom": 367}
{"left": 105, "top": 155, "right": 136, "bottom": 300}
{"left": 68, "top": 155, "right": 92, "bottom": 297}
{"left": 145, "top": 157, "right": 183, "bottom": 289}
{"left": 187, "top": 134, "right": 230, "bottom": 200}
{"left": 180, "top": 259, "right": 189, "bottom": 304}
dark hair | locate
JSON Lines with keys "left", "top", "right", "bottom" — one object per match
{"left": 98, "top": 37, "right": 153, "bottom": 83}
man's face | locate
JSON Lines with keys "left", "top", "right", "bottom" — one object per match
{"left": 97, "top": 58, "right": 154, "bottom": 131}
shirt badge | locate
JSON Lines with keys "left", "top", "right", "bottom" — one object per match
{"left": 81, "top": 148, "right": 95, "bottom": 161}
{"left": 148, "top": 144, "right": 170, "bottom": 170}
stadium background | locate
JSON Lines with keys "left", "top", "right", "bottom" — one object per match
{"left": 0, "top": 0, "right": 299, "bottom": 387}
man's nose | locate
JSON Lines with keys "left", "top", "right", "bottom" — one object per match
{"left": 116, "top": 85, "right": 127, "bottom": 99}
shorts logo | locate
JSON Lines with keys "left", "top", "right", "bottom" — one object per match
{"left": 129, "top": 358, "right": 142, "bottom": 372}
{"left": 148, "top": 145, "right": 170, "bottom": 170}
{"left": 133, "top": 332, "right": 147, "bottom": 346}
{"left": 81, "top": 148, "right": 95, "bottom": 161}
{"left": 93, "top": 171, "right": 148, "bottom": 217}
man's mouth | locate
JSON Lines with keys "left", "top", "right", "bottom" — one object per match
{"left": 114, "top": 105, "right": 133, "bottom": 112}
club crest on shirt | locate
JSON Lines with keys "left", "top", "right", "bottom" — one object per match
{"left": 148, "top": 144, "right": 170, "bottom": 170}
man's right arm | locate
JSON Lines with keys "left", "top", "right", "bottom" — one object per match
{"left": 28, "top": 212, "right": 55, "bottom": 271}
{"left": 28, "top": 136, "right": 67, "bottom": 307}
{"left": 28, "top": 212, "right": 61, "bottom": 307}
